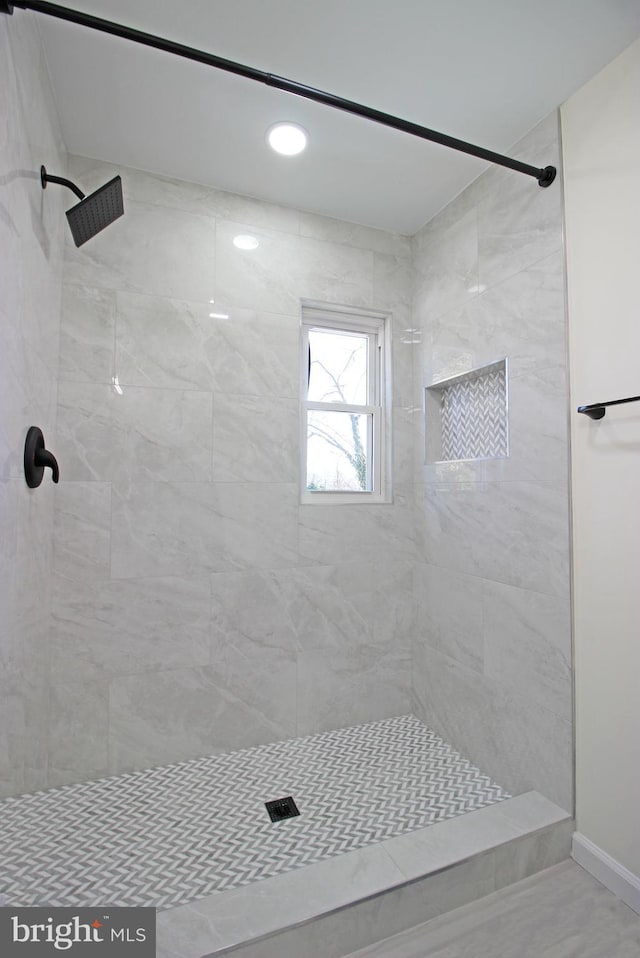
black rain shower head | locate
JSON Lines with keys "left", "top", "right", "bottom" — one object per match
{"left": 40, "top": 165, "right": 124, "bottom": 246}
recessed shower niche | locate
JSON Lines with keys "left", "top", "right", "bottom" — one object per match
{"left": 425, "top": 359, "right": 508, "bottom": 463}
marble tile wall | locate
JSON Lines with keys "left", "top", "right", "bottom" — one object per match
{"left": 411, "top": 112, "right": 573, "bottom": 811}
{"left": 0, "top": 12, "right": 66, "bottom": 798}
{"left": 51, "top": 155, "right": 415, "bottom": 783}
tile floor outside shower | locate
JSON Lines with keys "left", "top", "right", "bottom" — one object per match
{"left": 342, "top": 861, "right": 640, "bottom": 958}
{"left": 0, "top": 714, "right": 509, "bottom": 911}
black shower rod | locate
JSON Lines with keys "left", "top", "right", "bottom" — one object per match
{"left": 2, "top": 0, "right": 557, "bottom": 187}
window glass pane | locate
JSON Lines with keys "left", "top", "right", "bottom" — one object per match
{"left": 306, "top": 410, "right": 371, "bottom": 492}
{"left": 307, "top": 329, "right": 368, "bottom": 404}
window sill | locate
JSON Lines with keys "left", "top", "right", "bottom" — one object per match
{"left": 301, "top": 492, "right": 392, "bottom": 506}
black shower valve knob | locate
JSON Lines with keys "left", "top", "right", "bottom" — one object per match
{"left": 24, "top": 426, "right": 59, "bottom": 488}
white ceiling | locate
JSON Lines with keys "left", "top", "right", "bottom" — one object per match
{"left": 35, "top": 0, "right": 640, "bottom": 234}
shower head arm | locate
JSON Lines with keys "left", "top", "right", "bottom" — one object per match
{"left": 40, "top": 165, "right": 85, "bottom": 201}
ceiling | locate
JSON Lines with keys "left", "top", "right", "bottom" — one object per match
{"left": 34, "top": 0, "right": 640, "bottom": 234}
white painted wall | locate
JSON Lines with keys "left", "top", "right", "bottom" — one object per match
{"left": 562, "top": 37, "right": 640, "bottom": 882}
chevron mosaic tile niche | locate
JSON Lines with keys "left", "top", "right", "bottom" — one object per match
{"left": 426, "top": 360, "right": 508, "bottom": 462}
{"left": 0, "top": 715, "right": 509, "bottom": 911}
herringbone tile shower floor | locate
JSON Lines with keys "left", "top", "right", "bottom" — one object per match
{"left": 0, "top": 714, "right": 509, "bottom": 910}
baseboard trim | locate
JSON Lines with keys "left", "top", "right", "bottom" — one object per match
{"left": 572, "top": 832, "right": 640, "bottom": 915}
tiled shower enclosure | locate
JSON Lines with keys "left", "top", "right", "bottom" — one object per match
{"left": 2, "top": 5, "right": 571, "bottom": 862}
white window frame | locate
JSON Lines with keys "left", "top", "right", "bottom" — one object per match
{"left": 300, "top": 301, "right": 391, "bottom": 505}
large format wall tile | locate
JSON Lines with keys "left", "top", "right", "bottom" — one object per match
{"left": 0, "top": 480, "right": 19, "bottom": 671}
{"left": 210, "top": 561, "right": 413, "bottom": 658}
{"left": 0, "top": 675, "right": 24, "bottom": 798}
{"left": 116, "top": 295, "right": 300, "bottom": 398}
{"left": 478, "top": 113, "right": 563, "bottom": 291}
{"left": 47, "top": 680, "right": 109, "bottom": 787}
{"left": 415, "top": 253, "right": 568, "bottom": 486}
{"left": 343, "top": 560, "right": 415, "bottom": 650}
{"left": 412, "top": 567, "right": 572, "bottom": 806}
{"left": 15, "top": 486, "right": 53, "bottom": 689}
{"left": 205, "top": 643, "right": 298, "bottom": 745}
{"left": 393, "top": 402, "right": 416, "bottom": 480}
{"left": 110, "top": 481, "right": 225, "bottom": 579}
{"left": 414, "top": 564, "right": 484, "bottom": 673}
{"left": 416, "top": 480, "right": 570, "bottom": 597}
{"left": 297, "top": 647, "right": 411, "bottom": 736}
{"left": 204, "top": 307, "right": 300, "bottom": 399}
{"left": 212, "top": 482, "right": 301, "bottom": 570}
{"left": 21, "top": 675, "right": 49, "bottom": 793}
{"left": 413, "top": 207, "right": 478, "bottom": 323}
{"left": 300, "top": 211, "right": 410, "bottom": 256}
{"left": 392, "top": 331, "right": 417, "bottom": 411}
{"left": 0, "top": 312, "right": 23, "bottom": 481}
{"left": 58, "top": 284, "right": 115, "bottom": 384}
{"left": 110, "top": 481, "right": 300, "bottom": 578}
{"left": 64, "top": 200, "right": 216, "bottom": 303}
{"left": 414, "top": 564, "right": 572, "bottom": 723}
{"left": 210, "top": 570, "right": 299, "bottom": 655}
{"left": 57, "top": 382, "right": 213, "bottom": 482}
{"left": 215, "top": 220, "right": 374, "bottom": 315}
{"left": 51, "top": 574, "right": 211, "bottom": 683}
{"left": 299, "top": 484, "right": 417, "bottom": 566}
{"left": 212, "top": 394, "right": 299, "bottom": 483}
{"left": 67, "top": 156, "right": 299, "bottom": 232}
{"left": 482, "top": 579, "right": 572, "bottom": 723}
{"left": 1, "top": 12, "right": 65, "bottom": 798}
{"left": 109, "top": 665, "right": 296, "bottom": 774}
{"left": 52, "top": 481, "right": 111, "bottom": 582}
{"left": 495, "top": 363, "right": 568, "bottom": 482}
{"left": 115, "top": 291, "right": 216, "bottom": 391}
{"left": 418, "top": 251, "right": 566, "bottom": 387}
{"left": 373, "top": 252, "right": 413, "bottom": 310}
{"left": 412, "top": 644, "right": 572, "bottom": 811}
{"left": 478, "top": 181, "right": 562, "bottom": 293}
{"left": 207, "top": 190, "right": 301, "bottom": 234}
{"left": 411, "top": 112, "right": 572, "bottom": 812}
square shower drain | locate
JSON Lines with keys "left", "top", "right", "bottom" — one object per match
{"left": 265, "top": 796, "right": 300, "bottom": 822}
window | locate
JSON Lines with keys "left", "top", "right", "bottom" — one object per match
{"left": 300, "top": 303, "right": 390, "bottom": 503}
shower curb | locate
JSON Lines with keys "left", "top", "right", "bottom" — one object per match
{"left": 156, "top": 792, "right": 572, "bottom": 958}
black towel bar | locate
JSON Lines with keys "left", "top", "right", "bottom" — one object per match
{"left": 577, "top": 395, "right": 640, "bottom": 420}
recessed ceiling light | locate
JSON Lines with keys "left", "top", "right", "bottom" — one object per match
{"left": 267, "top": 122, "right": 308, "bottom": 156}
{"left": 209, "top": 312, "right": 230, "bottom": 319}
{"left": 233, "top": 234, "right": 259, "bottom": 250}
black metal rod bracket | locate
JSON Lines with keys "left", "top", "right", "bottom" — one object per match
{"left": 41, "top": 165, "right": 86, "bottom": 201}
{"left": 577, "top": 405, "right": 606, "bottom": 421}
{"left": 0, "top": 2, "right": 14, "bottom": 13}
{"left": 578, "top": 394, "right": 640, "bottom": 420}
{"left": 537, "top": 165, "right": 557, "bottom": 188}
{"left": 6, "top": 0, "right": 556, "bottom": 187}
